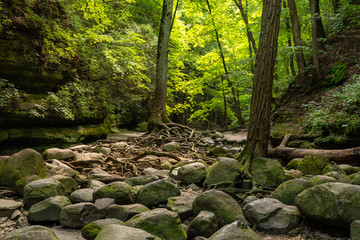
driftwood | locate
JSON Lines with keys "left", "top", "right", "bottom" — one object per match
{"left": 267, "top": 135, "right": 360, "bottom": 163}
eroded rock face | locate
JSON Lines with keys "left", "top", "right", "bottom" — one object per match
{"left": 124, "top": 208, "right": 187, "bottom": 240}
{"left": 192, "top": 190, "right": 248, "bottom": 227}
{"left": 295, "top": 182, "right": 360, "bottom": 227}
{"left": 243, "top": 198, "right": 302, "bottom": 233}
{"left": 251, "top": 157, "right": 286, "bottom": 188}
{"left": 0, "top": 148, "right": 49, "bottom": 188}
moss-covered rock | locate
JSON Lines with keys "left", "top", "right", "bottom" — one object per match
{"left": 295, "top": 182, "right": 360, "bottom": 227}
{"left": 187, "top": 211, "right": 218, "bottom": 238}
{"left": 178, "top": 162, "right": 207, "bottom": 185}
{"left": 70, "top": 188, "right": 94, "bottom": 203}
{"left": 51, "top": 175, "right": 78, "bottom": 194}
{"left": 322, "top": 161, "right": 346, "bottom": 175}
{"left": 271, "top": 178, "right": 314, "bottom": 205}
{"left": 28, "top": 196, "right": 71, "bottom": 223}
{"left": 192, "top": 190, "right": 248, "bottom": 227}
{"left": 93, "top": 181, "right": 135, "bottom": 204}
{"left": 124, "top": 175, "right": 159, "bottom": 186}
{"left": 81, "top": 218, "right": 123, "bottom": 240}
{"left": 324, "top": 171, "right": 351, "bottom": 183}
{"left": 208, "top": 221, "right": 261, "bottom": 240}
{"left": 285, "top": 158, "right": 303, "bottom": 170}
{"left": 0, "top": 148, "right": 49, "bottom": 188}
{"left": 60, "top": 203, "right": 102, "bottom": 228}
{"left": 105, "top": 204, "right": 150, "bottom": 222}
{"left": 204, "top": 157, "right": 242, "bottom": 187}
{"left": 0, "top": 225, "right": 60, "bottom": 240}
{"left": 339, "top": 164, "right": 360, "bottom": 175}
{"left": 167, "top": 194, "right": 197, "bottom": 221}
{"left": 23, "top": 178, "right": 66, "bottom": 209}
{"left": 124, "top": 208, "right": 187, "bottom": 240}
{"left": 297, "top": 154, "right": 329, "bottom": 175}
{"left": 136, "top": 179, "right": 180, "bottom": 207}
{"left": 251, "top": 157, "right": 286, "bottom": 188}
{"left": 94, "top": 224, "right": 159, "bottom": 240}
{"left": 309, "top": 175, "right": 338, "bottom": 185}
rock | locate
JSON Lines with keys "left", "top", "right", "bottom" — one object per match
{"left": 295, "top": 182, "right": 360, "bottom": 227}
{"left": 50, "top": 175, "right": 78, "bottom": 194}
{"left": 81, "top": 218, "right": 123, "bottom": 240}
{"left": 124, "top": 208, "right": 187, "bottom": 240}
{"left": 242, "top": 196, "right": 259, "bottom": 207}
{"left": 351, "top": 220, "right": 360, "bottom": 240}
{"left": 339, "top": 164, "right": 359, "bottom": 175}
{"left": 75, "top": 152, "right": 103, "bottom": 161}
{"left": 23, "top": 178, "right": 66, "bottom": 209}
{"left": 322, "top": 161, "right": 346, "bottom": 175}
{"left": 178, "top": 162, "right": 207, "bottom": 184}
{"left": 93, "top": 181, "right": 135, "bottom": 204}
{"left": 28, "top": 196, "right": 72, "bottom": 223}
{"left": 309, "top": 175, "right": 338, "bottom": 185}
{"left": 0, "top": 225, "right": 59, "bottom": 240}
{"left": 284, "top": 169, "right": 303, "bottom": 180}
{"left": 170, "top": 167, "right": 180, "bottom": 179}
{"left": 87, "top": 180, "right": 106, "bottom": 191}
{"left": 324, "top": 171, "right": 351, "bottom": 183}
{"left": 161, "top": 161, "right": 173, "bottom": 170}
{"left": 285, "top": 158, "right": 303, "bottom": 170}
{"left": 43, "top": 148, "right": 75, "bottom": 160}
{"left": 94, "top": 224, "right": 157, "bottom": 240}
{"left": 297, "top": 154, "right": 329, "bottom": 175}
{"left": 167, "top": 193, "right": 197, "bottom": 221}
{"left": 251, "top": 157, "right": 286, "bottom": 188}
{"left": 208, "top": 221, "right": 261, "bottom": 240}
{"left": 95, "top": 198, "right": 115, "bottom": 212}
{"left": 352, "top": 173, "right": 360, "bottom": 185}
{"left": 163, "top": 141, "right": 181, "bottom": 152}
{"left": 243, "top": 198, "right": 302, "bottom": 233}
{"left": 136, "top": 179, "right": 180, "bottom": 207}
{"left": 142, "top": 167, "right": 170, "bottom": 178}
{"left": 124, "top": 175, "right": 159, "bottom": 186}
{"left": 0, "top": 199, "right": 23, "bottom": 218}
{"left": 0, "top": 148, "right": 49, "bottom": 188}
{"left": 211, "top": 131, "right": 224, "bottom": 139}
{"left": 14, "top": 174, "right": 42, "bottom": 196}
{"left": 46, "top": 159, "right": 78, "bottom": 177}
{"left": 111, "top": 142, "right": 128, "bottom": 150}
{"left": 271, "top": 178, "right": 314, "bottom": 205}
{"left": 11, "top": 209, "right": 29, "bottom": 227}
{"left": 93, "top": 147, "right": 111, "bottom": 155}
{"left": 60, "top": 203, "right": 102, "bottom": 228}
{"left": 187, "top": 211, "right": 218, "bottom": 238}
{"left": 192, "top": 190, "right": 248, "bottom": 227}
{"left": 105, "top": 204, "right": 150, "bottom": 221}
{"left": 208, "top": 147, "right": 227, "bottom": 157}
{"left": 70, "top": 188, "right": 94, "bottom": 203}
{"left": 204, "top": 157, "right": 242, "bottom": 187}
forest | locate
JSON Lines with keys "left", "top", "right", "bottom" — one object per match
{"left": 1, "top": 0, "right": 360, "bottom": 239}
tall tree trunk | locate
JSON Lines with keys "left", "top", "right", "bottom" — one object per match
{"left": 310, "top": 0, "right": 327, "bottom": 39}
{"left": 287, "top": 0, "right": 306, "bottom": 81}
{"left": 242, "top": 0, "right": 282, "bottom": 170}
{"left": 234, "top": 0, "right": 257, "bottom": 55}
{"left": 310, "top": 0, "right": 321, "bottom": 78}
{"left": 148, "top": 0, "right": 173, "bottom": 131}
{"left": 284, "top": 0, "right": 296, "bottom": 76}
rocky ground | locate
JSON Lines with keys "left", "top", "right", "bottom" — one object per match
{"left": 0, "top": 129, "right": 359, "bottom": 240}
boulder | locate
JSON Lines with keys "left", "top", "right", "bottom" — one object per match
{"left": 309, "top": 175, "right": 338, "bottom": 185}
{"left": 136, "top": 179, "right": 180, "bottom": 207}
{"left": 284, "top": 169, "right": 303, "bottom": 180}
{"left": 0, "top": 148, "right": 49, "bottom": 188}
{"left": 324, "top": 171, "right": 351, "bottom": 183}
{"left": 94, "top": 224, "right": 158, "bottom": 240}
{"left": 93, "top": 181, "right": 135, "bottom": 204}
{"left": 81, "top": 218, "right": 123, "bottom": 240}
{"left": 192, "top": 190, "right": 248, "bottom": 227}
{"left": 60, "top": 203, "right": 102, "bottom": 228}
{"left": 87, "top": 180, "right": 106, "bottom": 191}
{"left": 23, "top": 178, "right": 66, "bottom": 209}
{"left": 339, "top": 164, "right": 359, "bottom": 175}
{"left": 70, "top": 188, "right": 94, "bottom": 203}
{"left": 208, "top": 221, "right": 261, "bottom": 240}
{"left": 178, "top": 162, "right": 207, "bottom": 184}
{"left": 124, "top": 208, "right": 187, "bottom": 240}
{"left": 167, "top": 193, "right": 197, "bottom": 221}
{"left": 297, "top": 154, "right": 329, "bottom": 175}
{"left": 322, "top": 161, "right": 346, "bottom": 175}
{"left": 204, "top": 157, "right": 242, "bottom": 187}
{"left": 352, "top": 173, "right": 360, "bottom": 185}
{"left": 295, "top": 182, "right": 360, "bottom": 227}
{"left": 46, "top": 159, "right": 78, "bottom": 177}
{"left": 0, "top": 199, "right": 23, "bottom": 218}
{"left": 285, "top": 158, "right": 303, "bottom": 170}
{"left": 187, "top": 211, "right": 218, "bottom": 238}
{"left": 105, "top": 204, "right": 150, "bottom": 221}
{"left": 163, "top": 141, "right": 181, "bottom": 152}
{"left": 142, "top": 167, "right": 170, "bottom": 178}
{"left": 43, "top": 148, "right": 75, "bottom": 160}
{"left": 124, "top": 175, "right": 159, "bottom": 186}
{"left": 28, "top": 196, "right": 72, "bottom": 223}
{"left": 351, "top": 220, "right": 360, "bottom": 240}
{"left": 243, "top": 198, "right": 302, "bottom": 233}
{"left": 0, "top": 225, "right": 59, "bottom": 240}
{"left": 271, "top": 178, "right": 313, "bottom": 205}
{"left": 50, "top": 175, "right": 78, "bottom": 194}
{"left": 251, "top": 157, "right": 286, "bottom": 188}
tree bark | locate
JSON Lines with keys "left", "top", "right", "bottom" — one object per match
{"left": 148, "top": 0, "right": 174, "bottom": 131}
{"left": 310, "top": 0, "right": 321, "bottom": 78}
{"left": 283, "top": 1, "right": 296, "bottom": 76}
{"left": 287, "top": 0, "right": 306, "bottom": 81}
{"left": 267, "top": 146, "right": 360, "bottom": 164}
{"left": 242, "top": 0, "right": 282, "bottom": 169}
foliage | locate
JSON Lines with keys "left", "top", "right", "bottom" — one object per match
{"left": 0, "top": 79, "right": 21, "bottom": 112}
{"left": 324, "top": 61, "right": 348, "bottom": 86}
{"left": 303, "top": 75, "right": 360, "bottom": 135}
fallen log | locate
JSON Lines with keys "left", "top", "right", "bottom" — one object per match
{"left": 267, "top": 145, "right": 360, "bottom": 164}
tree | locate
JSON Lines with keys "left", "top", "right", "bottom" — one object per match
{"left": 241, "top": 0, "right": 282, "bottom": 170}
{"left": 148, "top": 0, "right": 174, "bottom": 131}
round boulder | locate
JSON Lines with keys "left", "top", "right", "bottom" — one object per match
{"left": 0, "top": 225, "right": 59, "bottom": 240}
{"left": 60, "top": 203, "right": 102, "bottom": 228}
{"left": 29, "top": 196, "right": 72, "bottom": 223}
{"left": 178, "top": 162, "right": 207, "bottom": 184}
{"left": 204, "top": 157, "right": 242, "bottom": 187}
{"left": 93, "top": 181, "right": 135, "bottom": 204}
{"left": 251, "top": 157, "right": 286, "bottom": 188}
{"left": 271, "top": 178, "right": 313, "bottom": 205}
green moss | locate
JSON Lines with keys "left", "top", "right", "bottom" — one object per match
{"left": 285, "top": 158, "right": 303, "bottom": 170}
{"left": 297, "top": 154, "right": 329, "bottom": 175}
{"left": 81, "top": 223, "right": 101, "bottom": 240}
